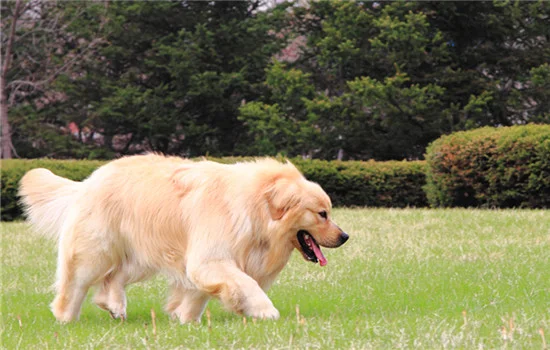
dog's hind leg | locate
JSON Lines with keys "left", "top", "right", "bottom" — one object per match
{"left": 165, "top": 284, "right": 210, "bottom": 324}
{"left": 51, "top": 240, "right": 112, "bottom": 322}
{"left": 93, "top": 270, "right": 128, "bottom": 320}
{"left": 93, "top": 264, "right": 155, "bottom": 320}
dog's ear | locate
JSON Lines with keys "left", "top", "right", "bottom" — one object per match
{"left": 265, "top": 178, "right": 301, "bottom": 220}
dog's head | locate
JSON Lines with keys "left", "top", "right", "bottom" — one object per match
{"left": 264, "top": 165, "right": 348, "bottom": 266}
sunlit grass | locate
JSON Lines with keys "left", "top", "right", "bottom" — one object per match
{"left": 2, "top": 209, "right": 549, "bottom": 348}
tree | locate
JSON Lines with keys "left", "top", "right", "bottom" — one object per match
{"left": 1, "top": 0, "right": 107, "bottom": 158}
{"left": 239, "top": 0, "right": 550, "bottom": 160}
{"left": 242, "top": 1, "right": 454, "bottom": 159}
{"left": 49, "top": 0, "right": 290, "bottom": 158}
{"left": 516, "top": 63, "right": 550, "bottom": 122}
{"left": 6, "top": 0, "right": 550, "bottom": 160}
{"left": 0, "top": 0, "right": 21, "bottom": 159}
{"left": 239, "top": 61, "right": 320, "bottom": 157}
{"left": 419, "top": 1, "right": 550, "bottom": 126}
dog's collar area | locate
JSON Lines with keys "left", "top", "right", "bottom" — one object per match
{"left": 297, "top": 230, "right": 327, "bottom": 266}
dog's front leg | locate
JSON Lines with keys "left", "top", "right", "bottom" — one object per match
{"left": 188, "top": 261, "right": 280, "bottom": 320}
{"left": 165, "top": 285, "right": 210, "bottom": 323}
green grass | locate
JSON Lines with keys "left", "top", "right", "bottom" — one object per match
{"left": 2, "top": 209, "right": 549, "bottom": 349}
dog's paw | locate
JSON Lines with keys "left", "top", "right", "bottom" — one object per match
{"left": 244, "top": 297, "right": 280, "bottom": 320}
{"left": 107, "top": 302, "right": 127, "bottom": 321}
{"left": 51, "top": 298, "right": 78, "bottom": 323}
{"left": 94, "top": 295, "right": 127, "bottom": 320}
{"left": 53, "top": 312, "right": 77, "bottom": 323}
{"left": 247, "top": 305, "right": 280, "bottom": 320}
{"left": 108, "top": 309, "right": 127, "bottom": 321}
{"left": 170, "top": 311, "right": 201, "bottom": 324}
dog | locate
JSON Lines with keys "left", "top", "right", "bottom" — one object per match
{"left": 19, "top": 154, "right": 348, "bottom": 323}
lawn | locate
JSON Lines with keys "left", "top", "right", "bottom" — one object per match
{"left": 1, "top": 209, "right": 549, "bottom": 349}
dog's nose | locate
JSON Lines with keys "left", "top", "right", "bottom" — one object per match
{"left": 339, "top": 232, "right": 349, "bottom": 244}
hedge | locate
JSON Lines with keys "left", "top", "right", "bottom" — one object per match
{"left": 424, "top": 124, "right": 550, "bottom": 208}
{"left": 291, "top": 159, "right": 428, "bottom": 208}
{"left": 1, "top": 157, "right": 428, "bottom": 221}
{"left": 204, "top": 157, "right": 428, "bottom": 207}
{"left": 1, "top": 159, "right": 106, "bottom": 221}
{"left": 3, "top": 125, "right": 548, "bottom": 219}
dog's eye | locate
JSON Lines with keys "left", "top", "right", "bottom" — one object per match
{"left": 318, "top": 211, "right": 327, "bottom": 219}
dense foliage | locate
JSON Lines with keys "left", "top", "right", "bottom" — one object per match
{"left": 4, "top": 1, "right": 290, "bottom": 158}
{"left": 293, "top": 159, "right": 428, "bottom": 207}
{"left": 2, "top": 1, "right": 549, "bottom": 160}
{"left": 425, "top": 125, "right": 550, "bottom": 208}
{"left": 4, "top": 123, "right": 548, "bottom": 220}
{"left": 243, "top": 1, "right": 550, "bottom": 160}
{"left": 0, "top": 158, "right": 104, "bottom": 220}
{"left": 1, "top": 157, "right": 427, "bottom": 221}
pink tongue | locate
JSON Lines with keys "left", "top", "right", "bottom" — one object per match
{"left": 309, "top": 238, "right": 327, "bottom": 267}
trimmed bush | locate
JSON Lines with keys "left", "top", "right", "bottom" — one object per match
{"left": 1, "top": 159, "right": 105, "bottom": 221}
{"left": 291, "top": 159, "right": 427, "bottom": 208}
{"left": 1, "top": 157, "right": 427, "bottom": 221}
{"left": 424, "top": 125, "right": 550, "bottom": 208}
{"left": 202, "top": 157, "right": 428, "bottom": 207}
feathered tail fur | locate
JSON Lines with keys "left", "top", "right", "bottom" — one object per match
{"left": 19, "top": 168, "right": 80, "bottom": 240}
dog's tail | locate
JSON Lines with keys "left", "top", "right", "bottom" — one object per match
{"left": 19, "top": 168, "right": 80, "bottom": 241}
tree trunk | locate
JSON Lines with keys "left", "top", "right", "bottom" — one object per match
{"left": 1, "top": 0, "right": 22, "bottom": 159}
{"left": 0, "top": 76, "right": 12, "bottom": 159}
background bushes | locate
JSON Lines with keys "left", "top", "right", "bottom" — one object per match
{"left": 1, "top": 159, "right": 105, "bottom": 221}
{"left": 207, "top": 157, "right": 428, "bottom": 207}
{"left": 1, "top": 157, "right": 427, "bottom": 221}
{"left": 291, "top": 159, "right": 428, "bottom": 208}
{"left": 425, "top": 125, "right": 550, "bottom": 208}
{"left": 2, "top": 124, "right": 548, "bottom": 221}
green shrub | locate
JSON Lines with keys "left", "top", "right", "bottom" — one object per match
{"left": 205, "top": 157, "right": 428, "bottom": 207}
{"left": 424, "top": 124, "right": 550, "bottom": 208}
{"left": 292, "top": 159, "right": 428, "bottom": 208}
{"left": 1, "top": 159, "right": 105, "bottom": 221}
{"left": 1, "top": 157, "right": 427, "bottom": 221}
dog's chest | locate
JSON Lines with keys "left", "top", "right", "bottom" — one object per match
{"left": 243, "top": 241, "right": 293, "bottom": 288}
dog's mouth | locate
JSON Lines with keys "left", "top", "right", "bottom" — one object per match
{"left": 297, "top": 230, "right": 327, "bottom": 267}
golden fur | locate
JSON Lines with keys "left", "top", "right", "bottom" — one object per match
{"left": 19, "top": 154, "right": 347, "bottom": 323}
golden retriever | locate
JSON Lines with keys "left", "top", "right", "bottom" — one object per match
{"left": 19, "top": 154, "right": 348, "bottom": 323}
